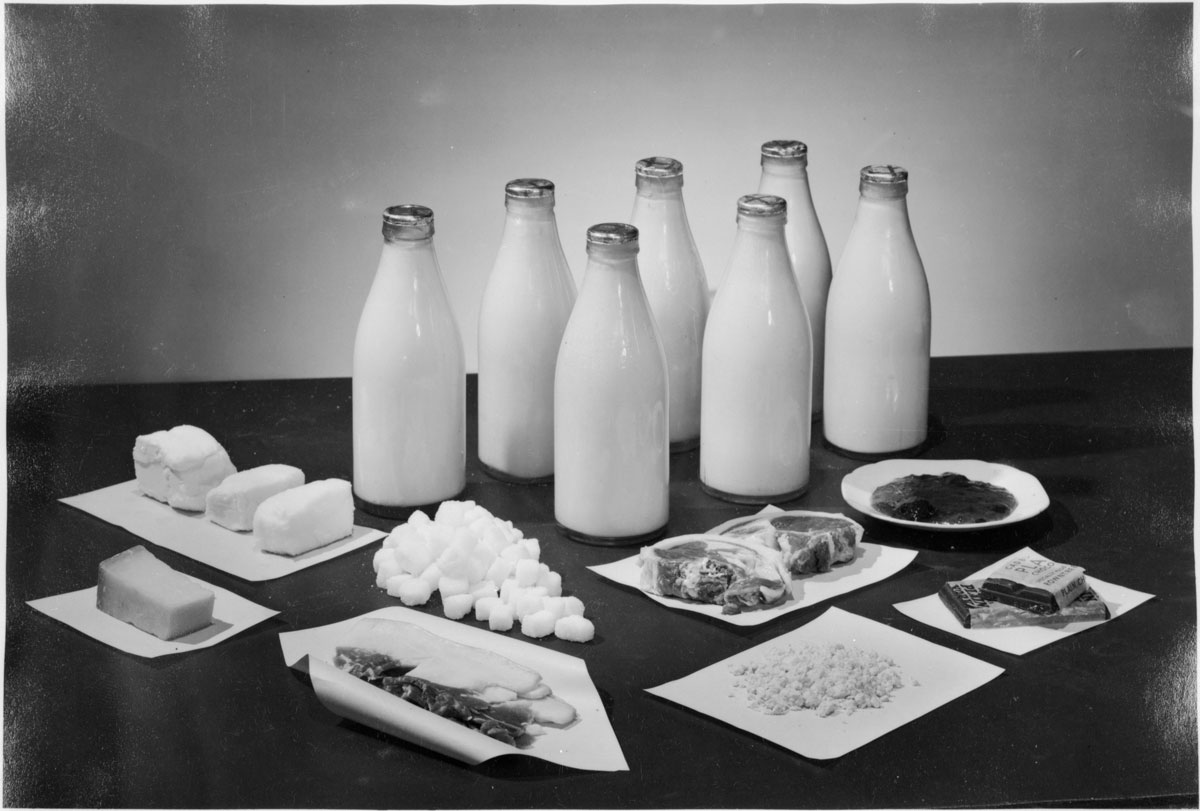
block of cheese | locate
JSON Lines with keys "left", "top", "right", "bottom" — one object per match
{"left": 253, "top": 478, "right": 354, "bottom": 556}
{"left": 206, "top": 464, "right": 305, "bottom": 531}
{"left": 133, "top": 425, "right": 237, "bottom": 512}
{"left": 97, "top": 545, "right": 215, "bottom": 640}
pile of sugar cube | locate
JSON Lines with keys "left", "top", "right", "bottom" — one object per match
{"left": 372, "top": 500, "right": 594, "bottom": 643}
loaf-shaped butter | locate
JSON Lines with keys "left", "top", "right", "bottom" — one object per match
{"left": 133, "top": 425, "right": 237, "bottom": 512}
{"left": 253, "top": 479, "right": 353, "bottom": 556}
{"left": 206, "top": 464, "right": 305, "bottom": 531}
{"left": 97, "top": 545, "right": 215, "bottom": 640}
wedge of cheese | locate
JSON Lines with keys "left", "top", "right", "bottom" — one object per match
{"left": 133, "top": 425, "right": 237, "bottom": 511}
{"left": 253, "top": 478, "right": 353, "bottom": 556}
{"left": 97, "top": 545, "right": 215, "bottom": 640}
{"left": 206, "top": 464, "right": 305, "bottom": 531}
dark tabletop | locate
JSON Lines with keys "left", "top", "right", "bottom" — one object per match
{"left": 6, "top": 349, "right": 1197, "bottom": 809}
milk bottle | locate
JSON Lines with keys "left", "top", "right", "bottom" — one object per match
{"left": 352, "top": 204, "right": 465, "bottom": 516}
{"left": 477, "top": 179, "right": 576, "bottom": 482}
{"left": 756, "top": 140, "right": 831, "bottom": 420}
{"left": 554, "top": 223, "right": 669, "bottom": 544}
{"left": 629, "top": 157, "right": 708, "bottom": 452}
{"left": 701, "top": 194, "right": 812, "bottom": 503}
{"left": 824, "top": 165, "right": 931, "bottom": 454}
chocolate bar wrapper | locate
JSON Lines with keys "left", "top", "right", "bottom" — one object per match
{"left": 979, "top": 556, "right": 1088, "bottom": 613}
{"left": 939, "top": 580, "right": 1110, "bottom": 629}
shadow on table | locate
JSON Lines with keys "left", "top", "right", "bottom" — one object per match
{"left": 930, "top": 384, "right": 1092, "bottom": 421}
{"left": 936, "top": 420, "right": 1191, "bottom": 461}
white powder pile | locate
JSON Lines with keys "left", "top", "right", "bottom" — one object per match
{"left": 729, "top": 641, "right": 906, "bottom": 718}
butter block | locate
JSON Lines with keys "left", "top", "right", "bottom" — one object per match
{"left": 133, "top": 425, "right": 237, "bottom": 511}
{"left": 206, "top": 464, "right": 305, "bottom": 531}
{"left": 97, "top": 545, "right": 215, "bottom": 640}
{"left": 253, "top": 479, "right": 353, "bottom": 556}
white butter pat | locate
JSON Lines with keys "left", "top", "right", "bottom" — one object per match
{"left": 133, "top": 425, "right": 237, "bottom": 512}
{"left": 206, "top": 464, "right": 305, "bottom": 531}
{"left": 97, "top": 545, "right": 215, "bottom": 640}
{"left": 253, "top": 479, "right": 353, "bottom": 556}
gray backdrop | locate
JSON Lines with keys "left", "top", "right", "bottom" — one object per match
{"left": 7, "top": 3, "right": 1192, "bottom": 385}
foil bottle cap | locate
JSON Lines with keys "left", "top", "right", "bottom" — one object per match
{"left": 761, "top": 140, "right": 809, "bottom": 162}
{"left": 635, "top": 156, "right": 684, "bottom": 180}
{"left": 860, "top": 165, "right": 909, "bottom": 196}
{"left": 587, "top": 222, "right": 639, "bottom": 245}
{"left": 736, "top": 193, "right": 788, "bottom": 218}
{"left": 382, "top": 204, "right": 434, "bottom": 241}
{"left": 505, "top": 178, "right": 556, "bottom": 200}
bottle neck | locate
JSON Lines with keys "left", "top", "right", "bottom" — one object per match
{"left": 735, "top": 213, "right": 787, "bottom": 235}
{"left": 725, "top": 214, "right": 790, "bottom": 285}
{"left": 760, "top": 157, "right": 810, "bottom": 180}
{"left": 852, "top": 192, "right": 912, "bottom": 232}
{"left": 505, "top": 196, "right": 556, "bottom": 217}
{"left": 634, "top": 175, "right": 684, "bottom": 200}
{"left": 585, "top": 241, "right": 639, "bottom": 271}
{"left": 381, "top": 236, "right": 434, "bottom": 253}
{"left": 377, "top": 237, "right": 439, "bottom": 277}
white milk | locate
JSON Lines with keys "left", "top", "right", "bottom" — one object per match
{"left": 629, "top": 157, "right": 708, "bottom": 452}
{"left": 554, "top": 223, "right": 669, "bottom": 544}
{"left": 701, "top": 194, "right": 812, "bottom": 503}
{"left": 824, "top": 165, "right": 931, "bottom": 454}
{"left": 477, "top": 179, "right": 576, "bottom": 482}
{"left": 352, "top": 205, "right": 465, "bottom": 515}
{"left": 757, "top": 140, "right": 832, "bottom": 420}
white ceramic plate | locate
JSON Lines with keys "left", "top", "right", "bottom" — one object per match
{"left": 841, "top": 459, "right": 1050, "bottom": 532}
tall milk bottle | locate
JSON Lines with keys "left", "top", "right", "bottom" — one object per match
{"left": 477, "top": 178, "right": 576, "bottom": 482}
{"left": 824, "top": 165, "right": 931, "bottom": 454}
{"left": 756, "top": 140, "right": 832, "bottom": 421}
{"left": 352, "top": 204, "right": 465, "bottom": 517}
{"left": 701, "top": 194, "right": 812, "bottom": 503}
{"left": 554, "top": 223, "right": 669, "bottom": 545}
{"left": 629, "top": 157, "right": 708, "bottom": 452}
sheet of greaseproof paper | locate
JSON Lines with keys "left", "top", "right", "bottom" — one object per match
{"left": 28, "top": 582, "right": 278, "bottom": 658}
{"left": 62, "top": 480, "right": 386, "bottom": 581}
{"left": 647, "top": 607, "right": 1004, "bottom": 760}
{"left": 893, "top": 546, "right": 1155, "bottom": 655}
{"left": 589, "top": 506, "right": 917, "bottom": 626}
{"left": 278, "top": 606, "right": 628, "bottom": 772}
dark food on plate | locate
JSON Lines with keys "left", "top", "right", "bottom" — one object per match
{"left": 638, "top": 535, "right": 791, "bottom": 614}
{"left": 711, "top": 511, "right": 862, "bottom": 575}
{"left": 939, "top": 580, "right": 1109, "bottom": 628}
{"left": 869, "top": 472, "right": 1018, "bottom": 524}
{"left": 333, "top": 618, "right": 576, "bottom": 747}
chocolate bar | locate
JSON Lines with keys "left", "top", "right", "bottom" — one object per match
{"left": 979, "top": 556, "right": 1088, "bottom": 613}
{"left": 938, "top": 580, "right": 1110, "bottom": 629}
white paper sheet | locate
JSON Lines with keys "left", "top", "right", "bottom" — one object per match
{"left": 590, "top": 534, "right": 917, "bottom": 627}
{"left": 647, "top": 607, "right": 1004, "bottom": 760}
{"left": 278, "top": 607, "right": 628, "bottom": 772}
{"left": 28, "top": 582, "right": 278, "bottom": 658}
{"left": 893, "top": 547, "right": 1155, "bottom": 655}
{"left": 61, "top": 481, "right": 386, "bottom": 581}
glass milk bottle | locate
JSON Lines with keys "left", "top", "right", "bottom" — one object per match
{"left": 352, "top": 204, "right": 465, "bottom": 517}
{"left": 477, "top": 179, "right": 576, "bottom": 483}
{"left": 554, "top": 223, "right": 669, "bottom": 545}
{"left": 701, "top": 194, "right": 812, "bottom": 503}
{"left": 824, "top": 165, "right": 931, "bottom": 454}
{"left": 757, "top": 140, "right": 832, "bottom": 421}
{"left": 629, "top": 156, "right": 708, "bottom": 452}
